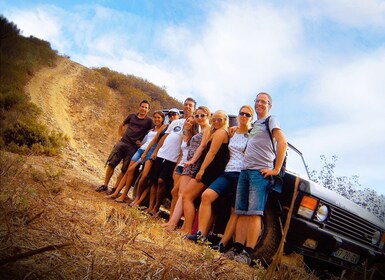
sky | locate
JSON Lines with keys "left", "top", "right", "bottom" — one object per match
{"left": 1, "top": 0, "right": 385, "bottom": 195}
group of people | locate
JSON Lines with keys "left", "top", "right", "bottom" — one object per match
{"left": 95, "top": 93, "right": 287, "bottom": 266}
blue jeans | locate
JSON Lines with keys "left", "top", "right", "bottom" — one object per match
{"left": 235, "top": 169, "right": 270, "bottom": 216}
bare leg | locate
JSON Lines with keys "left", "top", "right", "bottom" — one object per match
{"left": 115, "top": 162, "right": 139, "bottom": 202}
{"left": 106, "top": 173, "right": 127, "bottom": 198}
{"left": 103, "top": 165, "right": 115, "bottom": 186}
{"left": 234, "top": 215, "right": 249, "bottom": 246}
{"left": 197, "top": 189, "right": 219, "bottom": 236}
{"left": 220, "top": 208, "right": 238, "bottom": 246}
{"left": 147, "top": 182, "right": 157, "bottom": 213}
{"left": 165, "top": 175, "right": 192, "bottom": 228}
{"left": 136, "top": 187, "right": 150, "bottom": 206}
{"left": 182, "top": 179, "right": 206, "bottom": 234}
{"left": 151, "top": 178, "right": 167, "bottom": 215}
{"left": 245, "top": 215, "right": 261, "bottom": 249}
{"left": 132, "top": 161, "right": 152, "bottom": 205}
{"left": 169, "top": 173, "right": 181, "bottom": 217}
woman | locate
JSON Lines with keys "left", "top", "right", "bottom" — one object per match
{"left": 181, "top": 110, "right": 230, "bottom": 234}
{"left": 129, "top": 110, "right": 180, "bottom": 207}
{"left": 169, "top": 116, "right": 199, "bottom": 217}
{"left": 186, "top": 105, "right": 253, "bottom": 246}
{"left": 227, "top": 92, "right": 287, "bottom": 265}
{"left": 105, "top": 110, "right": 167, "bottom": 202}
{"left": 163, "top": 106, "right": 211, "bottom": 230}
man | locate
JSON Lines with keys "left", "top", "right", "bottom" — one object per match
{"left": 226, "top": 92, "right": 287, "bottom": 265}
{"left": 96, "top": 100, "right": 154, "bottom": 192}
{"left": 146, "top": 97, "right": 197, "bottom": 215}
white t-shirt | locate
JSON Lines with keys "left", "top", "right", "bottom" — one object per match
{"left": 157, "top": 118, "right": 186, "bottom": 162}
{"left": 178, "top": 140, "right": 189, "bottom": 167}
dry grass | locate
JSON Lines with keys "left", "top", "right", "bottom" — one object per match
{"left": 0, "top": 151, "right": 320, "bottom": 280}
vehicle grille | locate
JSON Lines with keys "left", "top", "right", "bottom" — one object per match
{"left": 322, "top": 201, "right": 381, "bottom": 248}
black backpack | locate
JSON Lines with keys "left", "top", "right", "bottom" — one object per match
{"left": 263, "top": 116, "right": 287, "bottom": 179}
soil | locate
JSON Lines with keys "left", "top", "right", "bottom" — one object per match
{"left": 0, "top": 57, "right": 317, "bottom": 279}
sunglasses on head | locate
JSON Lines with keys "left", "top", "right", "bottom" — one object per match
{"left": 195, "top": 114, "right": 207, "bottom": 118}
{"left": 239, "top": 112, "right": 252, "bottom": 118}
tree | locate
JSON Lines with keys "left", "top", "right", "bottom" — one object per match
{"left": 310, "top": 155, "right": 385, "bottom": 223}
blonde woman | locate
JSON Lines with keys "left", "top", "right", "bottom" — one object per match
{"left": 164, "top": 106, "right": 211, "bottom": 230}
{"left": 181, "top": 110, "right": 230, "bottom": 234}
{"left": 186, "top": 105, "right": 253, "bottom": 247}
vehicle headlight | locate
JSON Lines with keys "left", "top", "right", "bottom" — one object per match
{"left": 315, "top": 204, "right": 329, "bottom": 222}
{"left": 297, "top": 195, "right": 318, "bottom": 219}
{"left": 372, "top": 230, "right": 381, "bottom": 245}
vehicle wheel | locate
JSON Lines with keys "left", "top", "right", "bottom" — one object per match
{"left": 252, "top": 203, "right": 281, "bottom": 267}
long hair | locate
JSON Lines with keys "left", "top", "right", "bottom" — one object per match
{"left": 153, "top": 110, "right": 165, "bottom": 125}
{"left": 209, "top": 110, "right": 229, "bottom": 138}
{"left": 184, "top": 116, "right": 199, "bottom": 146}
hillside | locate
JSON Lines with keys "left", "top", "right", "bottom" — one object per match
{"left": 0, "top": 56, "right": 319, "bottom": 279}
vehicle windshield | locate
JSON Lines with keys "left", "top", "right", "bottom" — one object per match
{"left": 286, "top": 143, "right": 310, "bottom": 180}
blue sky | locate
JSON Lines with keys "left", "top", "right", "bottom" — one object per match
{"left": 2, "top": 0, "right": 385, "bottom": 195}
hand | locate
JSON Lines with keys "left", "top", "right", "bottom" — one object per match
{"left": 183, "top": 161, "right": 191, "bottom": 168}
{"left": 140, "top": 153, "right": 146, "bottom": 161}
{"left": 260, "top": 168, "right": 278, "bottom": 178}
{"left": 150, "top": 153, "right": 157, "bottom": 160}
{"left": 195, "top": 170, "right": 204, "bottom": 182}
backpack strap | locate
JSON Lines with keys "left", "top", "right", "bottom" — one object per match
{"left": 263, "top": 116, "right": 276, "bottom": 155}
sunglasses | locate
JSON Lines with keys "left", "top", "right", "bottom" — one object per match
{"left": 168, "top": 112, "right": 178, "bottom": 116}
{"left": 239, "top": 112, "right": 252, "bottom": 118}
{"left": 195, "top": 114, "right": 207, "bottom": 118}
{"left": 212, "top": 118, "right": 224, "bottom": 123}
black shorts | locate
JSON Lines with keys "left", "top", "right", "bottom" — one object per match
{"left": 106, "top": 141, "right": 138, "bottom": 173}
{"left": 148, "top": 157, "right": 176, "bottom": 188}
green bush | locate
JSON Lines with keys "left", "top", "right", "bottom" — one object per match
{"left": 0, "top": 15, "right": 64, "bottom": 155}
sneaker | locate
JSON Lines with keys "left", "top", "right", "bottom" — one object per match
{"left": 211, "top": 242, "right": 226, "bottom": 253}
{"left": 186, "top": 230, "right": 202, "bottom": 242}
{"left": 106, "top": 188, "right": 116, "bottom": 195}
{"left": 234, "top": 250, "right": 252, "bottom": 265}
{"left": 223, "top": 248, "right": 238, "bottom": 260}
{"left": 95, "top": 185, "right": 108, "bottom": 192}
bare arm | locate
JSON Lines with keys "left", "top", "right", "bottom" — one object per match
{"left": 118, "top": 123, "right": 125, "bottom": 140}
{"left": 151, "top": 133, "right": 168, "bottom": 159}
{"left": 195, "top": 129, "right": 228, "bottom": 181}
{"left": 141, "top": 124, "right": 167, "bottom": 161}
{"left": 185, "top": 127, "right": 211, "bottom": 166}
{"left": 260, "top": 128, "right": 287, "bottom": 177}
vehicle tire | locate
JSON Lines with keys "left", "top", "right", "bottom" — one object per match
{"left": 252, "top": 203, "right": 281, "bottom": 267}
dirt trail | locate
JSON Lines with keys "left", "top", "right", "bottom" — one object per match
{"left": 24, "top": 57, "right": 117, "bottom": 184}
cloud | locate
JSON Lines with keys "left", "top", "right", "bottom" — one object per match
{"left": 6, "top": 5, "right": 69, "bottom": 51}
{"left": 302, "top": 0, "right": 385, "bottom": 28}
{"left": 157, "top": 1, "right": 307, "bottom": 112}
{"left": 3, "top": 0, "right": 385, "bottom": 194}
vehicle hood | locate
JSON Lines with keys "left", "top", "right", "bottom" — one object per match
{"left": 299, "top": 177, "right": 385, "bottom": 230}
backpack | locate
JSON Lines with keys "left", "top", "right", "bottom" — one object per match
{"left": 263, "top": 116, "right": 287, "bottom": 191}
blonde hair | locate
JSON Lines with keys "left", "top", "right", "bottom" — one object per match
{"left": 194, "top": 106, "right": 211, "bottom": 117}
{"left": 209, "top": 110, "right": 229, "bottom": 138}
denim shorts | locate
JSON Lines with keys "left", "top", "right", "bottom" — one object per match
{"left": 131, "top": 146, "right": 156, "bottom": 163}
{"left": 175, "top": 165, "right": 184, "bottom": 175}
{"left": 235, "top": 170, "right": 270, "bottom": 216}
{"left": 209, "top": 171, "right": 240, "bottom": 197}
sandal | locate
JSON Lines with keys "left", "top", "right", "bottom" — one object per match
{"left": 95, "top": 185, "right": 108, "bottom": 192}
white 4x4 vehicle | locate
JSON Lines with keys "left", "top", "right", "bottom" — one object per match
{"left": 212, "top": 143, "right": 385, "bottom": 276}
